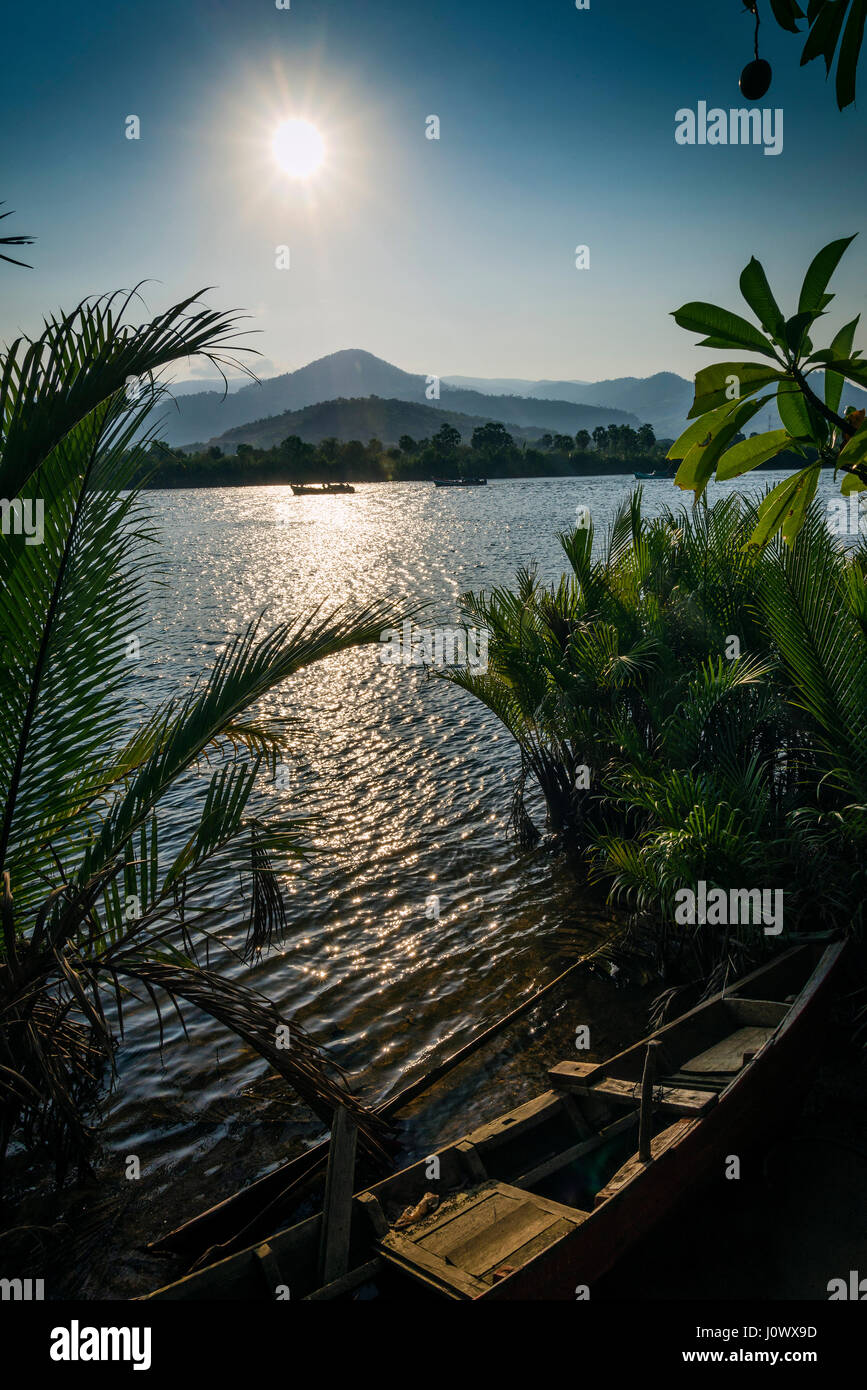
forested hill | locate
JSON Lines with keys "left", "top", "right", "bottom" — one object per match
{"left": 191, "top": 395, "right": 546, "bottom": 451}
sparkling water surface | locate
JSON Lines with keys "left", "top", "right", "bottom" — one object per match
{"left": 92, "top": 473, "right": 849, "bottom": 1193}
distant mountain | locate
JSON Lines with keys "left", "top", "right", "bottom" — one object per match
{"left": 152, "top": 351, "right": 867, "bottom": 451}
{"left": 445, "top": 371, "right": 867, "bottom": 441}
{"left": 199, "top": 396, "right": 556, "bottom": 451}
{"left": 559, "top": 372, "right": 867, "bottom": 439}
{"left": 443, "top": 375, "right": 592, "bottom": 394}
{"left": 445, "top": 371, "right": 694, "bottom": 440}
{"left": 154, "top": 349, "right": 639, "bottom": 446}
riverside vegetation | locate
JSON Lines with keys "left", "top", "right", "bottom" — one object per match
{"left": 447, "top": 237, "right": 867, "bottom": 995}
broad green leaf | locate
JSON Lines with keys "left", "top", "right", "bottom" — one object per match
{"left": 667, "top": 411, "right": 723, "bottom": 463}
{"left": 841, "top": 470, "right": 867, "bottom": 493}
{"left": 824, "top": 356, "right": 867, "bottom": 389}
{"left": 674, "top": 438, "right": 723, "bottom": 498}
{"left": 667, "top": 395, "right": 767, "bottom": 461}
{"left": 739, "top": 258, "right": 787, "bottom": 340}
{"left": 785, "top": 310, "right": 821, "bottom": 355}
{"left": 801, "top": 0, "right": 849, "bottom": 69}
{"left": 777, "top": 382, "right": 815, "bottom": 439}
{"left": 716, "top": 430, "right": 791, "bottom": 480}
{"left": 671, "top": 302, "right": 778, "bottom": 358}
{"left": 782, "top": 465, "right": 821, "bottom": 544}
{"left": 688, "top": 362, "right": 782, "bottom": 419}
{"left": 823, "top": 316, "right": 860, "bottom": 413}
{"left": 770, "top": 0, "right": 805, "bottom": 30}
{"left": 749, "top": 466, "right": 820, "bottom": 548}
{"left": 797, "top": 235, "right": 857, "bottom": 317}
{"left": 836, "top": 0, "right": 867, "bottom": 108}
{"left": 838, "top": 422, "right": 867, "bottom": 466}
{"left": 674, "top": 397, "right": 770, "bottom": 499}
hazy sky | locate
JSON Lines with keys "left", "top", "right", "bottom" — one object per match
{"left": 3, "top": 0, "right": 866, "bottom": 383}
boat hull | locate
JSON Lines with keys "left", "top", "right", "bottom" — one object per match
{"left": 479, "top": 940, "right": 847, "bottom": 1299}
{"left": 290, "top": 484, "right": 355, "bottom": 495}
{"left": 142, "top": 941, "right": 847, "bottom": 1301}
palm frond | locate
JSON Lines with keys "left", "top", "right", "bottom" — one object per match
{"left": 0, "top": 288, "right": 256, "bottom": 502}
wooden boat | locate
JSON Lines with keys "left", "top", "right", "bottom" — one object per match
{"left": 290, "top": 482, "right": 355, "bottom": 495}
{"left": 433, "top": 477, "right": 487, "bottom": 487}
{"left": 142, "top": 940, "right": 845, "bottom": 1302}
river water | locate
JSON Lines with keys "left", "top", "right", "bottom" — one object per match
{"left": 13, "top": 472, "right": 855, "bottom": 1295}
{"left": 109, "top": 476, "right": 640, "bottom": 1167}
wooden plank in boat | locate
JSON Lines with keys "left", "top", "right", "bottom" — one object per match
{"left": 317, "top": 1107, "right": 358, "bottom": 1286}
{"left": 548, "top": 1067, "right": 717, "bottom": 1115}
{"left": 483, "top": 1217, "right": 576, "bottom": 1286}
{"left": 681, "top": 1025, "right": 776, "bottom": 1074}
{"left": 594, "top": 1119, "right": 696, "bottom": 1206}
{"left": 455, "top": 1139, "right": 487, "bottom": 1181}
{"left": 560, "top": 1090, "right": 595, "bottom": 1137}
{"left": 493, "top": 1182, "right": 593, "bottom": 1224}
{"left": 303, "top": 1257, "right": 383, "bottom": 1301}
{"left": 253, "top": 1241, "right": 284, "bottom": 1296}
{"left": 463, "top": 1089, "right": 562, "bottom": 1147}
{"left": 726, "top": 999, "right": 788, "bottom": 1027}
{"left": 590, "top": 1078, "right": 717, "bottom": 1114}
{"left": 355, "top": 1190, "right": 389, "bottom": 1238}
{"left": 422, "top": 1195, "right": 557, "bottom": 1276}
{"left": 515, "top": 1111, "right": 639, "bottom": 1187}
{"left": 381, "top": 1182, "right": 588, "bottom": 1295}
{"left": 580, "top": 948, "right": 808, "bottom": 1089}
{"left": 412, "top": 1187, "right": 515, "bottom": 1255}
{"left": 549, "top": 1060, "right": 607, "bottom": 1090}
{"left": 379, "top": 1230, "right": 488, "bottom": 1299}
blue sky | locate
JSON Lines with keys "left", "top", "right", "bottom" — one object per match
{"left": 2, "top": 0, "right": 865, "bottom": 382}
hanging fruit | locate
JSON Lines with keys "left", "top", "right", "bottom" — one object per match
{"left": 740, "top": 1, "right": 773, "bottom": 100}
{"left": 740, "top": 57, "right": 772, "bottom": 98}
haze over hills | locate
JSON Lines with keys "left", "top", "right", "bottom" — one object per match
{"left": 203, "top": 397, "right": 554, "bottom": 451}
{"left": 443, "top": 372, "right": 694, "bottom": 440}
{"left": 155, "top": 349, "right": 641, "bottom": 447}
{"left": 157, "top": 351, "right": 867, "bottom": 453}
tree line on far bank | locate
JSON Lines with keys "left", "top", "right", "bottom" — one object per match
{"left": 137, "top": 418, "right": 676, "bottom": 487}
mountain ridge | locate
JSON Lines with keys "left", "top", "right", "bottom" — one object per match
{"left": 157, "top": 350, "right": 867, "bottom": 450}
{"left": 156, "top": 349, "right": 641, "bottom": 446}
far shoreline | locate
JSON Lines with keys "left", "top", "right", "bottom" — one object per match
{"left": 139, "top": 460, "right": 807, "bottom": 490}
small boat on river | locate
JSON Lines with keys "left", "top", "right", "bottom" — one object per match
{"left": 433, "top": 477, "right": 487, "bottom": 487}
{"left": 290, "top": 482, "right": 355, "bottom": 495}
{"left": 142, "top": 940, "right": 845, "bottom": 1301}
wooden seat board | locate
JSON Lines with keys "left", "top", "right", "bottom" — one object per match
{"left": 378, "top": 1230, "right": 486, "bottom": 1299}
{"left": 463, "top": 1090, "right": 562, "bottom": 1147}
{"left": 417, "top": 1190, "right": 524, "bottom": 1257}
{"left": 383, "top": 1181, "right": 589, "bottom": 1291}
{"left": 480, "top": 1217, "right": 576, "bottom": 1285}
{"left": 682, "top": 1025, "right": 775, "bottom": 1074}
{"left": 559, "top": 1076, "right": 717, "bottom": 1115}
{"left": 430, "top": 1199, "right": 558, "bottom": 1276}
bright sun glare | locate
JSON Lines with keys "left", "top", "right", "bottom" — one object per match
{"left": 272, "top": 119, "right": 325, "bottom": 178}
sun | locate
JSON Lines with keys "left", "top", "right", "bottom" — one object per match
{"left": 272, "top": 119, "right": 325, "bottom": 178}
